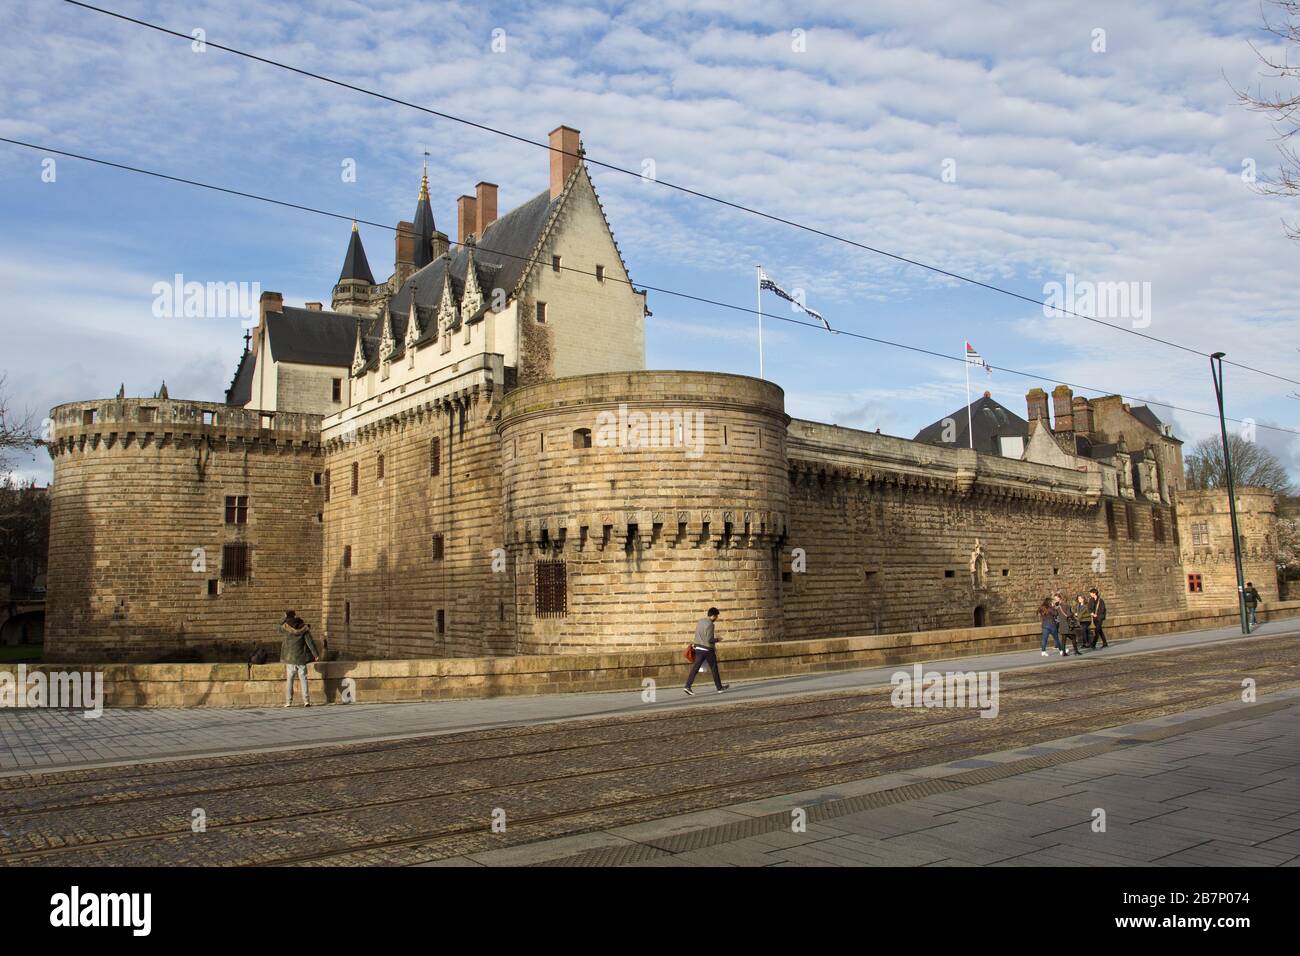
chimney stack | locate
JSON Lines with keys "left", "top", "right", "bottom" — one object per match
{"left": 304, "top": 301, "right": 322, "bottom": 312}
{"left": 1051, "top": 385, "right": 1074, "bottom": 432}
{"left": 1071, "top": 396, "right": 1094, "bottom": 438}
{"left": 549, "top": 125, "right": 580, "bottom": 199}
{"left": 475, "top": 182, "right": 498, "bottom": 237}
{"left": 1026, "top": 388, "right": 1049, "bottom": 434}
{"left": 457, "top": 195, "right": 478, "bottom": 245}
{"left": 395, "top": 221, "right": 416, "bottom": 277}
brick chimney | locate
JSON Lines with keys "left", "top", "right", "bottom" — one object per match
{"left": 259, "top": 291, "right": 283, "bottom": 322}
{"left": 457, "top": 195, "right": 478, "bottom": 245}
{"left": 549, "top": 125, "right": 580, "bottom": 199}
{"left": 1026, "top": 388, "right": 1049, "bottom": 434}
{"left": 475, "top": 182, "right": 498, "bottom": 237}
{"left": 304, "top": 301, "right": 322, "bottom": 312}
{"left": 395, "top": 221, "right": 415, "bottom": 276}
{"left": 1071, "top": 396, "right": 1094, "bottom": 438}
{"left": 1051, "top": 385, "right": 1074, "bottom": 432}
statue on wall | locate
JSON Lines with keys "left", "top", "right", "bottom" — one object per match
{"left": 970, "top": 539, "right": 989, "bottom": 589}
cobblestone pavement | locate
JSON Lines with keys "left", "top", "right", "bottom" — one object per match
{"left": 0, "top": 621, "right": 1290, "bottom": 774}
{"left": 0, "top": 637, "right": 1294, "bottom": 866}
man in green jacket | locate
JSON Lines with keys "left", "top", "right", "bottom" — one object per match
{"left": 280, "top": 611, "right": 320, "bottom": 707}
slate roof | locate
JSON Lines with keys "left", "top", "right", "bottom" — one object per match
{"left": 265, "top": 306, "right": 361, "bottom": 367}
{"left": 1128, "top": 404, "right": 1165, "bottom": 433}
{"left": 225, "top": 347, "right": 254, "bottom": 406}
{"left": 339, "top": 226, "right": 375, "bottom": 284}
{"left": 913, "top": 395, "right": 1029, "bottom": 456}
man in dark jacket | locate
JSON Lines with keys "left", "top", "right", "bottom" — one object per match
{"left": 1244, "top": 582, "right": 1261, "bottom": 629}
{"left": 1088, "top": 588, "right": 1108, "bottom": 649}
{"left": 281, "top": 612, "right": 320, "bottom": 707}
{"left": 684, "top": 607, "right": 728, "bottom": 696}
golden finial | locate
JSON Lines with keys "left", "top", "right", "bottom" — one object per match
{"left": 351, "top": 219, "right": 359, "bottom": 232}
{"left": 419, "top": 153, "right": 430, "bottom": 200}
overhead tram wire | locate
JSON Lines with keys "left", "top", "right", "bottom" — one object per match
{"left": 61, "top": 0, "right": 1300, "bottom": 391}
{"left": 3, "top": 134, "right": 1298, "bottom": 439}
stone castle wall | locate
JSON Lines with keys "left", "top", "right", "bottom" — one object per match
{"left": 1178, "top": 487, "right": 1279, "bottom": 609}
{"left": 319, "top": 355, "right": 514, "bottom": 659}
{"left": 44, "top": 399, "right": 323, "bottom": 662}
{"left": 498, "top": 371, "right": 789, "bottom": 652}
{"left": 782, "top": 421, "right": 1187, "bottom": 639}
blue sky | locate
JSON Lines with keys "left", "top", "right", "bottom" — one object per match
{"left": 2, "top": 0, "right": 1299, "bottom": 484}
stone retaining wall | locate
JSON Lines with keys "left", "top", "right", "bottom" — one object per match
{"left": 8, "top": 601, "right": 1298, "bottom": 709}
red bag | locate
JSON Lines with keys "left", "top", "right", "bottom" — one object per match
{"left": 685, "top": 644, "right": 696, "bottom": 663}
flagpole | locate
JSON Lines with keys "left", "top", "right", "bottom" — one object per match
{"left": 964, "top": 342, "right": 974, "bottom": 449}
{"left": 756, "top": 265, "right": 764, "bottom": 379}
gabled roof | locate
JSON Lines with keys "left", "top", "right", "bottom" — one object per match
{"left": 914, "top": 395, "right": 1029, "bottom": 456}
{"left": 265, "top": 306, "right": 360, "bottom": 367}
{"left": 339, "top": 225, "right": 375, "bottom": 284}
{"left": 1128, "top": 404, "right": 1165, "bottom": 434}
{"left": 225, "top": 347, "right": 254, "bottom": 406}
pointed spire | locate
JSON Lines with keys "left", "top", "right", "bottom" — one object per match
{"left": 157, "top": 381, "right": 168, "bottom": 400}
{"left": 460, "top": 240, "right": 484, "bottom": 318}
{"left": 351, "top": 318, "right": 367, "bottom": 377}
{"left": 339, "top": 221, "right": 375, "bottom": 284}
{"left": 116, "top": 383, "right": 125, "bottom": 400}
{"left": 413, "top": 159, "right": 436, "bottom": 270}
{"left": 379, "top": 307, "right": 396, "bottom": 363}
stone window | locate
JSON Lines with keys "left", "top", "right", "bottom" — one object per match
{"left": 432, "top": 533, "right": 444, "bottom": 561}
{"left": 1191, "top": 522, "right": 1208, "bottom": 547}
{"left": 221, "top": 544, "right": 249, "bottom": 581}
{"left": 572, "top": 428, "right": 592, "bottom": 449}
{"left": 351, "top": 462, "right": 359, "bottom": 496}
{"left": 323, "top": 469, "right": 331, "bottom": 502}
{"left": 944, "top": 569, "right": 955, "bottom": 578}
{"left": 535, "top": 560, "right": 567, "bottom": 617}
{"left": 332, "top": 378, "right": 342, "bottom": 402}
{"left": 207, "top": 579, "right": 218, "bottom": 596}
{"left": 1125, "top": 503, "right": 1137, "bottom": 540}
{"left": 139, "top": 407, "right": 156, "bottom": 423}
{"left": 595, "top": 264, "right": 605, "bottom": 283}
{"left": 82, "top": 409, "right": 99, "bottom": 426}
{"left": 202, "top": 411, "right": 215, "bottom": 426}
{"left": 345, "top": 601, "right": 351, "bottom": 623}
{"left": 377, "top": 453, "right": 385, "bottom": 481}
{"left": 552, "top": 254, "right": 561, "bottom": 273}
{"left": 1187, "top": 573, "right": 1203, "bottom": 593}
{"left": 436, "top": 609, "right": 446, "bottom": 634}
{"left": 973, "top": 606, "right": 987, "bottom": 627}
{"left": 343, "top": 545, "right": 352, "bottom": 569}
{"left": 536, "top": 301, "right": 547, "bottom": 323}
{"left": 260, "top": 414, "right": 274, "bottom": 429}
{"left": 430, "top": 437, "right": 441, "bottom": 477}
{"left": 224, "top": 495, "right": 248, "bottom": 525}
{"left": 1105, "top": 501, "right": 1117, "bottom": 539}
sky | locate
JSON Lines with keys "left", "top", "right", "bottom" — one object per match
{"left": 2, "top": 0, "right": 1299, "bottom": 485}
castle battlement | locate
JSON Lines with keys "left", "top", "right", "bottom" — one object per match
{"left": 47, "top": 399, "right": 321, "bottom": 457}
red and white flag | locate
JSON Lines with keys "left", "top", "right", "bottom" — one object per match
{"left": 965, "top": 341, "right": 991, "bottom": 376}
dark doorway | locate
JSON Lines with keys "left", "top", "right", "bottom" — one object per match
{"left": 973, "top": 606, "right": 987, "bottom": 627}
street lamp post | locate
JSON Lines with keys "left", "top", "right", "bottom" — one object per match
{"left": 1210, "top": 352, "right": 1249, "bottom": 634}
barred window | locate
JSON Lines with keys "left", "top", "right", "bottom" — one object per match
{"left": 221, "top": 544, "right": 249, "bottom": 581}
{"left": 351, "top": 462, "right": 359, "bottom": 496}
{"left": 430, "top": 437, "right": 441, "bottom": 477}
{"left": 535, "top": 561, "right": 567, "bottom": 617}
{"left": 224, "top": 495, "right": 248, "bottom": 525}
{"left": 324, "top": 469, "right": 331, "bottom": 502}
{"left": 377, "top": 453, "right": 385, "bottom": 481}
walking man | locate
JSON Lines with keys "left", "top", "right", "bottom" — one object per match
{"left": 281, "top": 611, "right": 320, "bottom": 707}
{"left": 685, "top": 607, "right": 729, "bottom": 695}
{"left": 1244, "top": 582, "right": 1261, "bottom": 629}
{"left": 1088, "top": 588, "right": 1109, "bottom": 649}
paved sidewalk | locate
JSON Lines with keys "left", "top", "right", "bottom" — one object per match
{"left": 431, "top": 689, "right": 1300, "bottom": 867}
{"left": 0, "top": 620, "right": 1292, "bottom": 774}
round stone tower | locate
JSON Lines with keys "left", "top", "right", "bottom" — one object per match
{"left": 45, "top": 398, "right": 323, "bottom": 662}
{"left": 498, "top": 370, "right": 789, "bottom": 653}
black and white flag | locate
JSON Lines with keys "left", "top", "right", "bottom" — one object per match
{"left": 759, "top": 269, "right": 832, "bottom": 332}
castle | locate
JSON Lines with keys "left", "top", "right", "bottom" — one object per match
{"left": 41, "top": 126, "right": 1282, "bottom": 663}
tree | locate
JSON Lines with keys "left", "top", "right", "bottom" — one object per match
{"left": 1184, "top": 433, "right": 1295, "bottom": 495}
{"left": 0, "top": 374, "right": 41, "bottom": 476}
{"left": 1236, "top": 2, "right": 1300, "bottom": 238}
